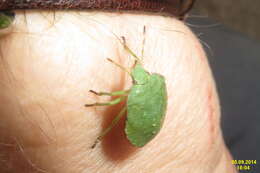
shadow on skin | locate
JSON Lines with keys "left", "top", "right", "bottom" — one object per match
{"left": 101, "top": 99, "right": 138, "bottom": 161}
{"left": 91, "top": 58, "right": 138, "bottom": 161}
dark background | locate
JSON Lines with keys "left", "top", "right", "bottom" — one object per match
{"left": 187, "top": 2, "right": 259, "bottom": 172}
{"left": 193, "top": 0, "right": 260, "bottom": 40}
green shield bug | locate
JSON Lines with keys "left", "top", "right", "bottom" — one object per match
{"left": 0, "top": 11, "right": 15, "bottom": 29}
{"left": 85, "top": 26, "right": 167, "bottom": 148}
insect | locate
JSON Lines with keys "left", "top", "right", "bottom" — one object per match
{"left": 0, "top": 11, "right": 15, "bottom": 29}
{"left": 85, "top": 26, "right": 167, "bottom": 148}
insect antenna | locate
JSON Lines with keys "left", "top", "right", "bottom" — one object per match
{"left": 141, "top": 26, "right": 146, "bottom": 61}
{"left": 120, "top": 36, "right": 142, "bottom": 65}
{"left": 106, "top": 58, "right": 132, "bottom": 77}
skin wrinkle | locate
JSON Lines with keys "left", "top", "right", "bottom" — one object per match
{"left": 14, "top": 138, "right": 48, "bottom": 173}
{"left": 0, "top": 14, "right": 67, "bottom": 172}
{"left": 1, "top": 82, "right": 51, "bottom": 148}
{"left": 0, "top": 11, "right": 236, "bottom": 173}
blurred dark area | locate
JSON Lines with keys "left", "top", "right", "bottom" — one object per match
{"left": 193, "top": 0, "right": 260, "bottom": 40}
{"left": 186, "top": 8, "right": 259, "bottom": 173}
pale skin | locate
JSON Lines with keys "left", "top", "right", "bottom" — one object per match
{"left": 0, "top": 11, "right": 237, "bottom": 173}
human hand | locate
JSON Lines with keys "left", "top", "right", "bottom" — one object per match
{"left": 0, "top": 11, "right": 237, "bottom": 173}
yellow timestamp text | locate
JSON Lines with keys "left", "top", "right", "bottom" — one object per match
{"left": 232, "top": 160, "right": 257, "bottom": 171}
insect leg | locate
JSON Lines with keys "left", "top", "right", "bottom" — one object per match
{"left": 89, "top": 89, "right": 130, "bottom": 96}
{"left": 85, "top": 96, "right": 126, "bottom": 107}
{"left": 91, "top": 106, "right": 127, "bottom": 148}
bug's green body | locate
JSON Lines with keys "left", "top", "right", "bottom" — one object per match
{"left": 85, "top": 29, "right": 168, "bottom": 148}
{"left": 126, "top": 64, "right": 167, "bottom": 147}
{"left": 0, "top": 11, "right": 14, "bottom": 29}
